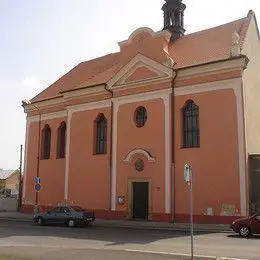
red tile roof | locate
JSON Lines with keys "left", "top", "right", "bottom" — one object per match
{"left": 31, "top": 53, "right": 121, "bottom": 102}
{"left": 169, "top": 16, "right": 251, "bottom": 68}
{"left": 31, "top": 13, "right": 252, "bottom": 103}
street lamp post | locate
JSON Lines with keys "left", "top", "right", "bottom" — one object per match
{"left": 22, "top": 100, "right": 41, "bottom": 209}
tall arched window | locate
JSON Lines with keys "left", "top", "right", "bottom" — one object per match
{"left": 95, "top": 114, "right": 107, "bottom": 154}
{"left": 57, "top": 122, "right": 66, "bottom": 159}
{"left": 42, "top": 125, "right": 51, "bottom": 159}
{"left": 182, "top": 100, "right": 200, "bottom": 148}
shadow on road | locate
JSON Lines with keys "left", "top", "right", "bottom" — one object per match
{"left": 0, "top": 221, "right": 221, "bottom": 246}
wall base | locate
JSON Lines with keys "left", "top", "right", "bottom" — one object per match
{"left": 21, "top": 204, "right": 242, "bottom": 224}
{"left": 174, "top": 214, "right": 242, "bottom": 224}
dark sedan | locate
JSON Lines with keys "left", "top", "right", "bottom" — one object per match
{"left": 230, "top": 213, "right": 260, "bottom": 237}
{"left": 33, "top": 206, "right": 95, "bottom": 227}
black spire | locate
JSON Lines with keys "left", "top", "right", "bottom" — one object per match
{"left": 162, "top": 0, "right": 186, "bottom": 41}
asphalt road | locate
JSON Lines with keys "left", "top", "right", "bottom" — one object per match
{"left": 0, "top": 221, "right": 259, "bottom": 260}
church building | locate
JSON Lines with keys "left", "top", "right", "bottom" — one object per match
{"left": 22, "top": 0, "right": 260, "bottom": 224}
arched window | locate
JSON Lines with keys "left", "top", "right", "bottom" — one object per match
{"left": 42, "top": 125, "right": 51, "bottom": 159}
{"left": 95, "top": 114, "right": 107, "bottom": 154}
{"left": 182, "top": 100, "right": 200, "bottom": 148}
{"left": 135, "top": 106, "right": 147, "bottom": 128}
{"left": 57, "top": 122, "right": 66, "bottom": 159}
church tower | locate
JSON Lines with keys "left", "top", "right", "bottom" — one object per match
{"left": 162, "top": 0, "right": 186, "bottom": 41}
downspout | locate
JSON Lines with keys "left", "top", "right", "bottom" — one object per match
{"left": 171, "top": 69, "right": 178, "bottom": 223}
{"left": 105, "top": 85, "right": 114, "bottom": 213}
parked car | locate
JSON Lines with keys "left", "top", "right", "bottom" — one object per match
{"left": 33, "top": 206, "right": 95, "bottom": 227}
{"left": 230, "top": 213, "right": 260, "bottom": 237}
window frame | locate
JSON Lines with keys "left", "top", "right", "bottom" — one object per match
{"left": 182, "top": 100, "right": 200, "bottom": 149}
{"left": 57, "top": 122, "right": 66, "bottom": 159}
{"left": 41, "top": 124, "right": 51, "bottom": 160}
{"left": 94, "top": 114, "right": 107, "bottom": 155}
{"left": 135, "top": 106, "right": 147, "bottom": 128}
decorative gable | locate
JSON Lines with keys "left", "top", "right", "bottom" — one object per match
{"left": 125, "top": 66, "right": 164, "bottom": 84}
{"left": 107, "top": 53, "right": 173, "bottom": 89}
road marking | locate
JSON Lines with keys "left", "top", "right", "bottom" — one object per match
{"left": 217, "top": 258, "right": 249, "bottom": 260}
{"left": 125, "top": 249, "right": 250, "bottom": 260}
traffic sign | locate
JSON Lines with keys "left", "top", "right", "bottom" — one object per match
{"left": 36, "top": 177, "right": 40, "bottom": 184}
{"left": 34, "top": 183, "right": 41, "bottom": 192}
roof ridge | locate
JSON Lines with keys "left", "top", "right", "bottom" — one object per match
{"left": 239, "top": 10, "right": 256, "bottom": 48}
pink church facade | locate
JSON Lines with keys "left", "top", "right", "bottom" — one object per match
{"left": 22, "top": 3, "right": 260, "bottom": 224}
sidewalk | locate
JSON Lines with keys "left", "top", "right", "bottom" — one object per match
{"left": 0, "top": 211, "right": 231, "bottom": 233}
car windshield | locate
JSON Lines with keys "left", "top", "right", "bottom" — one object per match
{"left": 71, "top": 206, "right": 85, "bottom": 212}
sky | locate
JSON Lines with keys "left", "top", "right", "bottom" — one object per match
{"left": 0, "top": 0, "right": 259, "bottom": 170}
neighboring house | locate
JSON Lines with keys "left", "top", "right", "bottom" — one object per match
{"left": 0, "top": 169, "right": 19, "bottom": 195}
{"left": 22, "top": 1, "right": 260, "bottom": 224}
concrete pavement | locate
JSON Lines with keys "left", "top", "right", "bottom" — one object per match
{"left": 0, "top": 221, "right": 259, "bottom": 259}
{"left": 0, "top": 248, "right": 232, "bottom": 260}
{"left": 0, "top": 211, "right": 231, "bottom": 233}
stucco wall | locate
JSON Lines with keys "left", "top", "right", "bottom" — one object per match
{"left": 242, "top": 16, "right": 260, "bottom": 154}
{"left": 0, "top": 198, "right": 17, "bottom": 212}
{"left": 68, "top": 107, "right": 111, "bottom": 210}
{"left": 174, "top": 88, "right": 241, "bottom": 217}
{"left": 24, "top": 117, "right": 66, "bottom": 206}
{"left": 116, "top": 98, "right": 166, "bottom": 215}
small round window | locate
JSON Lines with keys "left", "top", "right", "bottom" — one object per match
{"left": 135, "top": 106, "right": 147, "bottom": 128}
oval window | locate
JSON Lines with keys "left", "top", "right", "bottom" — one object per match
{"left": 135, "top": 106, "right": 147, "bottom": 128}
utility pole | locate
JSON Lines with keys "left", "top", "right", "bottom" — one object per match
{"left": 18, "top": 144, "right": 23, "bottom": 212}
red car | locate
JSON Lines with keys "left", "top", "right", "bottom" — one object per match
{"left": 230, "top": 214, "right": 260, "bottom": 237}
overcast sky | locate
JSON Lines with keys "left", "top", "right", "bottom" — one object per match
{"left": 0, "top": 0, "right": 259, "bottom": 170}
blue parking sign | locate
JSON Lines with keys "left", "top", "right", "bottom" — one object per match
{"left": 36, "top": 177, "right": 40, "bottom": 184}
{"left": 35, "top": 183, "right": 41, "bottom": 192}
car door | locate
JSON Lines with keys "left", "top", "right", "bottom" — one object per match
{"left": 51, "top": 207, "right": 68, "bottom": 225}
{"left": 58, "top": 207, "right": 71, "bottom": 225}
{"left": 250, "top": 215, "right": 260, "bottom": 234}
{"left": 45, "top": 208, "right": 60, "bottom": 224}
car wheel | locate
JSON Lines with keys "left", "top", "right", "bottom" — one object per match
{"left": 239, "top": 226, "right": 251, "bottom": 238}
{"left": 67, "top": 219, "right": 75, "bottom": 228}
{"left": 37, "top": 217, "right": 44, "bottom": 226}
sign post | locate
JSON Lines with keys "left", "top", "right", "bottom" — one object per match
{"left": 184, "top": 164, "right": 194, "bottom": 260}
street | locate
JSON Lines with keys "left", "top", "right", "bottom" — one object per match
{"left": 0, "top": 221, "right": 259, "bottom": 260}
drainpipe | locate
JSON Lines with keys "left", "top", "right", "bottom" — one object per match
{"left": 105, "top": 85, "right": 114, "bottom": 213}
{"left": 171, "top": 69, "right": 178, "bottom": 223}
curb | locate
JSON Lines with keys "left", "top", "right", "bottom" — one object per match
{"left": 0, "top": 217, "right": 231, "bottom": 233}
{"left": 0, "top": 217, "right": 31, "bottom": 223}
